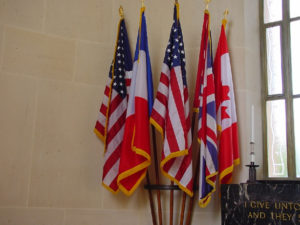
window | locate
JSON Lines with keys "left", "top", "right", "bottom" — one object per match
{"left": 260, "top": 0, "right": 300, "bottom": 178}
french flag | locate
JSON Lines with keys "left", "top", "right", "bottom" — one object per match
{"left": 117, "top": 6, "right": 153, "bottom": 196}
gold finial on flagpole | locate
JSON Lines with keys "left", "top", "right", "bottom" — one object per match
{"left": 119, "top": 6, "right": 124, "bottom": 19}
{"left": 141, "top": 0, "right": 145, "bottom": 7}
{"left": 205, "top": 0, "right": 211, "bottom": 10}
{"left": 223, "top": 8, "right": 229, "bottom": 20}
{"left": 222, "top": 9, "right": 229, "bottom": 29}
{"left": 175, "top": 0, "right": 179, "bottom": 20}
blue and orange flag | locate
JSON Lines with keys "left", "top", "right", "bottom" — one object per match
{"left": 117, "top": 6, "right": 153, "bottom": 196}
{"left": 94, "top": 11, "right": 133, "bottom": 193}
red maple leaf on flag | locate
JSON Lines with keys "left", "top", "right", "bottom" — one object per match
{"left": 221, "top": 106, "right": 230, "bottom": 119}
{"left": 220, "top": 85, "right": 230, "bottom": 119}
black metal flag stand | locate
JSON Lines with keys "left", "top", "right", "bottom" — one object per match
{"left": 246, "top": 142, "right": 259, "bottom": 183}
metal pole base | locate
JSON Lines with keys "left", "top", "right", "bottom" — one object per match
{"left": 246, "top": 162, "right": 259, "bottom": 183}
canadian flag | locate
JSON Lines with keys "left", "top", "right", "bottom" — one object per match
{"left": 214, "top": 21, "right": 240, "bottom": 185}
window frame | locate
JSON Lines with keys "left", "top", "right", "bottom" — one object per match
{"left": 260, "top": 0, "right": 300, "bottom": 179}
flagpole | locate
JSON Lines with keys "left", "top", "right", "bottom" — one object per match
{"left": 146, "top": 172, "right": 158, "bottom": 225}
{"left": 170, "top": 181, "right": 174, "bottom": 225}
{"left": 179, "top": 192, "right": 186, "bottom": 225}
{"left": 184, "top": 112, "right": 199, "bottom": 225}
{"left": 151, "top": 126, "right": 163, "bottom": 225}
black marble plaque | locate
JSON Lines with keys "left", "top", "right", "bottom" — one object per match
{"left": 221, "top": 181, "right": 300, "bottom": 225}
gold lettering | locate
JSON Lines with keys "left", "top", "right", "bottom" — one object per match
{"left": 250, "top": 201, "right": 256, "bottom": 208}
{"left": 252, "top": 211, "right": 259, "bottom": 218}
{"left": 248, "top": 201, "right": 271, "bottom": 209}
{"left": 281, "top": 202, "right": 288, "bottom": 210}
{"left": 285, "top": 213, "right": 292, "bottom": 221}
{"left": 248, "top": 211, "right": 266, "bottom": 219}
{"left": 282, "top": 213, "right": 291, "bottom": 221}
{"left": 258, "top": 201, "right": 264, "bottom": 208}
{"left": 271, "top": 212, "right": 292, "bottom": 221}
{"left": 248, "top": 211, "right": 253, "bottom": 218}
{"left": 260, "top": 212, "right": 266, "bottom": 219}
{"left": 274, "top": 212, "right": 282, "bottom": 220}
{"left": 273, "top": 201, "right": 300, "bottom": 210}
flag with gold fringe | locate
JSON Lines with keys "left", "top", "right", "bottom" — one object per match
{"left": 197, "top": 10, "right": 218, "bottom": 208}
{"left": 150, "top": 3, "right": 193, "bottom": 197}
{"left": 117, "top": 6, "right": 153, "bottom": 196}
{"left": 94, "top": 13, "right": 132, "bottom": 193}
{"left": 214, "top": 18, "right": 240, "bottom": 186}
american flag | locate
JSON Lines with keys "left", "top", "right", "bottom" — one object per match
{"left": 197, "top": 11, "right": 218, "bottom": 208}
{"left": 94, "top": 18, "right": 132, "bottom": 193}
{"left": 150, "top": 3, "right": 193, "bottom": 197}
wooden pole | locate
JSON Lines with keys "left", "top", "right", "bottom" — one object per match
{"left": 184, "top": 112, "right": 199, "bottom": 225}
{"left": 146, "top": 173, "right": 157, "bottom": 225}
{"left": 184, "top": 155, "right": 200, "bottom": 225}
{"left": 151, "top": 126, "right": 163, "bottom": 225}
{"left": 178, "top": 111, "right": 197, "bottom": 225}
{"left": 170, "top": 181, "right": 174, "bottom": 225}
{"left": 179, "top": 192, "right": 187, "bottom": 225}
